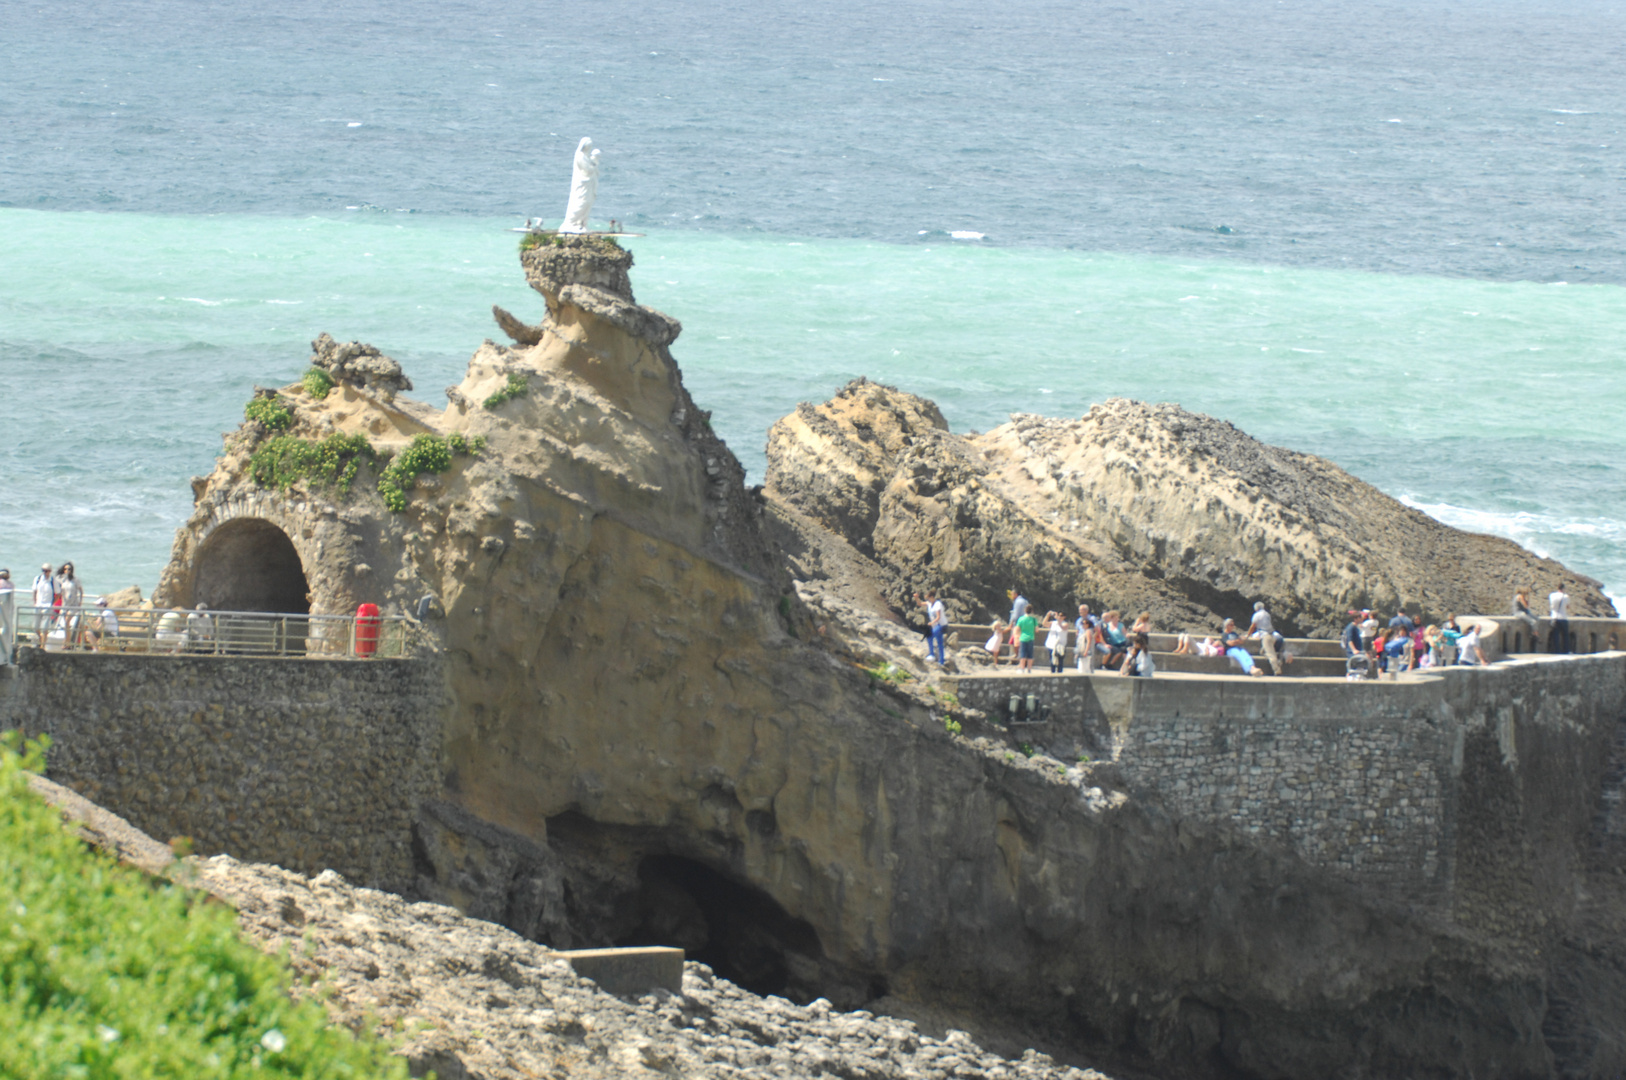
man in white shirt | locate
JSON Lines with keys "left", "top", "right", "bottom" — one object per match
{"left": 1456, "top": 624, "right": 1487, "bottom": 666}
{"left": 86, "top": 597, "right": 120, "bottom": 650}
{"left": 915, "top": 591, "right": 948, "bottom": 665}
{"left": 1548, "top": 585, "right": 1571, "bottom": 654}
{"left": 1249, "top": 601, "right": 1283, "bottom": 675}
{"left": 31, "top": 564, "right": 55, "bottom": 646}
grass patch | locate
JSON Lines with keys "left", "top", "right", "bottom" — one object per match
{"left": 376, "top": 433, "right": 482, "bottom": 513}
{"left": 249, "top": 433, "right": 374, "bottom": 497}
{"left": 482, "top": 374, "right": 528, "bottom": 411}
{"left": 0, "top": 732, "right": 410, "bottom": 1079}
{"left": 244, "top": 395, "right": 292, "bottom": 431}
{"left": 301, "top": 368, "right": 335, "bottom": 400}
{"left": 861, "top": 661, "right": 913, "bottom": 685}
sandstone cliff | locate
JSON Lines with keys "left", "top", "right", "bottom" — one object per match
{"left": 765, "top": 381, "right": 1615, "bottom": 636}
{"left": 139, "top": 238, "right": 1626, "bottom": 1080}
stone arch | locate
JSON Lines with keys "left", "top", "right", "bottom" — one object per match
{"left": 192, "top": 517, "right": 312, "bottom": 614}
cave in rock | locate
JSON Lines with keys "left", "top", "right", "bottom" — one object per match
{"left": 617, "top": 855, "right": 827, "bottom": 1000}
{"left": 191, "top": 517, "right": 311, "bottom": 614}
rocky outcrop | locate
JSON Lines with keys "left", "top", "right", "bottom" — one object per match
{"left": 766, "top": 382, "right": 1616, "bottom": 635}
{"left": 309, "top": 333, "right": 413, "bottom": 400}
{"left": 139, "top": 238, "right": 1626, "bottom": 1080}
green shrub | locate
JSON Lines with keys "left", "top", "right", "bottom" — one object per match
{"left": 244, "top": 395, "right": 292, "bottom": 431}
{"left": 301, "top": 367, "right": 335, "bottom": 400}
{"left": 944, "top": 716, "right": 963, "bottom": 736}
{"left": 0, "top": 732, "right": 411, "bottom": 1080}
{"left": 249, "top": 433, "right": 375, "bottom": 497}
{"left": 862, "top": 661, "right": 913, "bottom": 685}
{"left": 376, "top": 433, "right": 480, "bottom": 513}
{"left": 518, "top": 232, "right": 544, "bottom": 252}
{"left": 482, "top": 374, "right": 529, "bottom": 411}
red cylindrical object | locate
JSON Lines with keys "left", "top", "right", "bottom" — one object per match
{"left": 354, "top": 603, "right": 381, "bottom": 657}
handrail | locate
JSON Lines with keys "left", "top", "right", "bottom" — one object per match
{"left": 0, "top": 601, "right": 413, "bottom": 660}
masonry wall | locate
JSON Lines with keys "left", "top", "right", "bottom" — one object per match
{"left": 953, "top": 655, "right": 1626, "bottom": 918}
{"left": 0, "top": 649, "right": 448, "bottom": 893}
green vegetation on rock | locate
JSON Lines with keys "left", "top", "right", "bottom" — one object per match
{"left": 376, "top": 433, "right": 482, "bottom": 513}
{"left": 482, "top": 373, "right": 529, "bottom": 411}
{"left": 243, "top": 395, "right": 292, "bottom": 431}
{"left": 301, "top": 367, "right": 335, "bottom": 400}
{"left": 249, "top": 433, "right": 375, "bottom": 497}
{"left": 0, "top": 732, "right": 410, "bottom": 1080}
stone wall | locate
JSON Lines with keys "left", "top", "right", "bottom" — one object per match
{"left": 952, "top": 655, "right": 1626, "bottom": 913}
{"left": 0, "top": 648, "right": 447, "bottom": 893}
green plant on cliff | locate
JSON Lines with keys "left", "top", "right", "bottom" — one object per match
{"left": 0, "top": 731, "right": 410, "bottom": 1080}
{"left": 250, "top": 433, "right": 375, "bottom": 497}
{"left": 518, "top": 231, "right": 545, "bottom": 252}
{"left": 243, "top": 395, "right": 292, "bottom": 431}
{"left": 301, "top": 367, "right": 335, "bottom": 400}
{"left": 482, "top": 373, "right": 529, "bottom": 410}
{"left": 943, "top": 716, "right": 963, "bottom": 736}
{"left": 376, "top": 432, "right": 481, "bottom": 513}
{"left": 862, "top": 661, "right": 913, "bottom": 685}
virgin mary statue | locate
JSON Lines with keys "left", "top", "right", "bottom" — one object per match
{"left": 559, "top": 137, "right": 601, "bottom": 233}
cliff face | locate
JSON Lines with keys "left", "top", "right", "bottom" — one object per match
{"left": 766, "top": 382, "right": 1615, "bottom": 636}
{"left": 146, "top": 240, "right": 1626, "bottom": 1080}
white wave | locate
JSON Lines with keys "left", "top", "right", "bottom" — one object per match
{"left": 177, "top": 297, "right": 224, "bottom": 306}
{"left": 1550, "top": 108, "right": 1592, "bottom": 115}
{"left": 1290, "top": 347, "right": 1324, "bottom": 354}
{"left": 1383, "top": 118, "right": 1403, "bottom": 123}
{"left": 264, "top": 299, "right": 302, "bottom": 305}
{"left": 1400, "top": 496, "right": 1626, "bottom": 554}
{"left": 1178, "top": 295, "right": 1198, "bottom": 301}
{"left": 949, "top": 230, "right": 985, "bottom": 240}
{"left": 347, "top": 122, "right": 362, "bottom": 128}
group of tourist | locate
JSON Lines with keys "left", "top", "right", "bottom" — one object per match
{"left": 914, "top": 581, "right": 1587, "bottom": 681}
{"left": 0, "top": 562, "right": 122, "bottom": 657}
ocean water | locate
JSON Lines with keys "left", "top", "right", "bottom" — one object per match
{"left": 3, "top": 0, "right": 1625, "bottom": 605}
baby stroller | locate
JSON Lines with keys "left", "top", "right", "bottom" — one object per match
{"left": 1345, "top": 652, "right": 1373, "bottom": 681}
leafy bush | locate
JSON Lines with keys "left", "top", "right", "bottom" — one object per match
{"left": 482, "top": 373, "right": 528, "bottom": 411}
{"left": 862, "top": 661, "right": 913, "bottom": 685}
{"left": 301, "top": 367, "right": 335, "bottom": 400}
{"left": 244, "top": 395, "right": 292, "bottom": 431}
{"left": 518, "top": 232, "right": 545, "bottom": 252}
{"left": 376, "top": 433, "right": 480, "bottom": 513}
{"left": 0, "top": 732, "right": 411, "bottom": 1080}
{"left": 249, "top": 433, "right": 375, "bottom": 497}
{"left": 943, "top": 716, "right": 963, "bottom": 736}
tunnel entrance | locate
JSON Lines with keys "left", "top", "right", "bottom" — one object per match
{"left": 192, "top": 518, "right": 311, "bottom": 614}
{"left": 617, "top": 856, "right": 827, "bottom": 1001}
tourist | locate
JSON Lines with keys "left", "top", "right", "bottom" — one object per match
{"left": 1379, "top": 626, "right": 1411, "bottom": 674}
{"left": 1511, "top": 588, "right": 1539, "bottom": 648}
{"left": 0, "top": 568, "right": 13, "bottom": 665}
{"left": 1340, "top": 612, "right": 1364, "bottom": 658}
{"left": 1014, "top": 605, "right": 1040, "bottom": 673}
{"left": 915, "top": 590, "right": 947, "bottom": 665}
{"left": 1249, "top": 601, "right": 1283, "bottom": 674}
{"left": 1421, "top": 624, "right": 1442, "bottom": 668}
{"left": 1074, "top": 605, "right": 1098, "bottom": 672}
{"left": 1439, "top": 614, "right": 1463, "bottom": 666}
{"left": 1389, "top": 608, "right": 1416, "bottom": 635}
{"left": 31, "top": 564, "right": 55, "bottom": 646}
{"left": 155, "top": 608, "right": 187, "bottom": 653}
{"left": 1221, "top": 618, "right": 1264, "bottom": 677}
{"left": 1456, "top": 621, "right": 1488, "bottom": 666}
{"left": 1359, "top": 610, "right": 1379, "bottom": 653}
{"left": 56, "top": 562, "right": 84, "bottom": 649}
{"left": 1007, "top": 587, "right": 1029, "bottom": 626}
{"left": 84, "top": 597, "right": 119, "bottom": 650}
{"left": 187, "top": 603, "right": 216, "bottom": 654}
{"left": 1121, "top": 631, "right": 1155, "bottom": 678}
{"left": 983, "top": 619, "right": 1006, "bottom": 660}
{"left": 1044, "top": 611, "right": 1068, "bottom": 673}
{"left": 1131, "top": 611, "right": 1152, "bottom": 636}
{"left": 1548, "top": 583, "right": 1571, "bottom": 654}
{"left": 1097, "top": 611, "right": 1130, "bottom": 669}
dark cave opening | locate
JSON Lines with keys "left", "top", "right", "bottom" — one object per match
{"left": 616, "top": 855, "right": 828, "bottom": 1000}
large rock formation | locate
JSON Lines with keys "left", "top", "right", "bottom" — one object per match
{"left": 140, "top": 238, "right": 1626, "bottom": 1080}
{"left": 766, "top": 381, "right": 1616, "bottom": 636}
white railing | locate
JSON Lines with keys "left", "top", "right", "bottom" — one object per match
{"left": 0, "top": 600, "right": 413, "bottom": 661}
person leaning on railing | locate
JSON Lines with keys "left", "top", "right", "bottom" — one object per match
{"left": 83, "top": 598, "right": 120, "bottom": 651}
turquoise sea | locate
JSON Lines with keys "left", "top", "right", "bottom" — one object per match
{"left": 4, "top": 0, "right": 1625, "bottom": 604}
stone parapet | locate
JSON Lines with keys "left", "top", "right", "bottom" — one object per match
{"left": 0, "top": 648, "right": 448, "bottom": 893}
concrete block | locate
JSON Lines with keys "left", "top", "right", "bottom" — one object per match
{"left": 558, "top": 946, "right": 685, "bottom": 995}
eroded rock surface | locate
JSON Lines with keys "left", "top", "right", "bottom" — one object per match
{"left": 143, "top": 238, "right": 1626, "bottom": 1080}
{"left": 767, "top": 381, "right": 1615, "bottom": 635}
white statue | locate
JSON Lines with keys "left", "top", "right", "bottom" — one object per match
{"left": 559, "top": 137, "right": 601, "bottom": 233}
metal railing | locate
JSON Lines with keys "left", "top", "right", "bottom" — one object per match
{"left": 0, "top": 600, "right": 413, "bottom": 661}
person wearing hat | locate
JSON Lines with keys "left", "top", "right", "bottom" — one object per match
{"left": 31, "top": 564, "right": 55, "bottom": 646}
{"left": 85, "top": 597, "right": 120, "bottom": 651}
